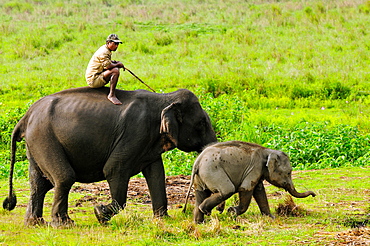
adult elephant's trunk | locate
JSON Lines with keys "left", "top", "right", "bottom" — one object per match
{"left": 286, "top": 184, "right": 316, "bottom": 198}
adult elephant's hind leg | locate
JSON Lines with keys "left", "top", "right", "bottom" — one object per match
{"left": 31, "top": 141, "right": 76, "bottom": 228}
{"left": 50, "top": 163, "right": 76, "bottom": 227}
{"left": 50, "top": 175, "right": 76, "bottom": 228}
{"left": 24, "top": 155, "right": 53, "bottom": 226}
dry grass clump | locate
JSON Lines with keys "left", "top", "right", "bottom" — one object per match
{"left": 276, "top": 195, "right": 308, "bottom": 217}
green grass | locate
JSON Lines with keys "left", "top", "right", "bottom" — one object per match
{"left": 0, "top": 167, "right": 369, "bottom": 245}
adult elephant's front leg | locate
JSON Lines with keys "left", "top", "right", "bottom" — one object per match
{"left": 98, "top": 162, "right": 130, "bottom": 224}
{"left": 142, "top": 159, "right": 169, "bottom": 217}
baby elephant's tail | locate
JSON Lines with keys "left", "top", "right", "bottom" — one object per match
{"left": 182, "top": 165, "right": 198, "bottom": 213}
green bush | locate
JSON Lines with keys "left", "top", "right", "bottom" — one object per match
{"left": 291, "top": 86, "right": 315, "bottom": 99}
{"left": 0, "top": 107, "right": 28, "bottom": 179}
{"left": 0, "top": 107, "right": 27, "bottom": 150}
{"left": 263, "top": 123, "right": 370, "bottom": 169}
{"left": 198, "top": 93, "right": 249, "bottom": 141}
{"left": 321, "top": 81, "right": 351, "bottom": 100}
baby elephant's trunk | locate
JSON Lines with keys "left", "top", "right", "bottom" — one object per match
{"left": 286, "top": 185, "right": 316, "bottom": 198}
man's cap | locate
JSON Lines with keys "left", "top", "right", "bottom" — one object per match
{"left": 106, "top": 34, "right": 122, "bottom": 44}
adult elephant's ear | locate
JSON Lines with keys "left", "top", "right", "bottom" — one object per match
{"left": 160, "top": 103, "right": 182, "bottom": 151}
{"left": 266, "top": 152, "right": 279, "bottom": 182}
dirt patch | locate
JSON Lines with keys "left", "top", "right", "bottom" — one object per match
{"left": 71, "top": 175, "right": 277, "bottom": 207}
{"left": 71, "top": 175, "right": 193, "bottom": 208}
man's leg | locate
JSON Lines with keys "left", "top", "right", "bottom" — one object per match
{"left": 103, "top": 68, "right": 122, "bottom": 105}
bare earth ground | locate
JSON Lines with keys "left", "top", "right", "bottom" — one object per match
{"left": 71, "top": 175, "right": 192, "bottom": 208}
{"left": 70, "top": 175, "right": 370, "bottom": 245}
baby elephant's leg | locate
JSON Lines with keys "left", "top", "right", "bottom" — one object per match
{"left": 216, "top": 201, "right": 226, "bottom": 213}
{"left": 194, "top": 189, "right": 212, "bottom": 224}
{"left": 227, "top": 190, "right": 253, "bottom": 215}
{"left": 198, "top": 179, "right": 235, "bottom": 217}
{"left": 253, "top": 181, "right": 274, "bottom": 218}
{"left": 199, "top": 191, "right": 234, "bottom": 217}
{"left": 196, "top": 166, "right": 236, "bottom": 222}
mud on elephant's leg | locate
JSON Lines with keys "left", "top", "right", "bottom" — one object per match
{"left": 253, "top": 181, "right": 274, "bottom": 218}
{"left": 227, "top": 190, "right": 253, "bottom": 216}
{"left": 94, "top": 200, "right": 124, "bottom": 225}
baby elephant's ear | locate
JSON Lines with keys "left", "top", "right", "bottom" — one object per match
{"left": 266, "top": 153, "right": 279, "bottom": 180}
{"left": 160, "top": 103, "right": 181, "bottom": 148}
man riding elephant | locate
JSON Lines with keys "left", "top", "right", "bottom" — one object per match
{"left": 85, "top": 34, "right": 125, "bottom": 105}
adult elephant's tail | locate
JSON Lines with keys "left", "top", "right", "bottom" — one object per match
{"left": 2, "top": 120, "right": 25, "bottom": 211}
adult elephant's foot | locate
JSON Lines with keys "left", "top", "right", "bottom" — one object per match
{"left": 94, "top": 200, "right": 124, "bottom": 225}
{"left": 50, "top": 216, "right": 75, "bottom": 228}
{"left": 24, "top": 217, "right": 48, "bottom": 227}
{"left": 153, "top": 206, "right": 169, "bottom": 218}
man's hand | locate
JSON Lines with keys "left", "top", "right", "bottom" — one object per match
{"left": 111, "top": 61, "right": 125, "bottom": 70}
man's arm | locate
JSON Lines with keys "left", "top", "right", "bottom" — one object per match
{"left": 106, "top": 61, "right": 125, "bottom": 70}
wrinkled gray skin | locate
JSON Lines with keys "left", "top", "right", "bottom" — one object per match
{"left": 183, "top": 141, "right": 316, "bottom": 223}
{"left": 3, "top": 87, "right": 217, "bottom": 227}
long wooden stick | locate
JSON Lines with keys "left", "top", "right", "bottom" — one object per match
{"left": 125, "top": 68, "right": 156, "bottom": 92}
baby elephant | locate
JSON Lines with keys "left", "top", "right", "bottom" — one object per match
{"left": 183, "top": 141, "right": 316, "bottom": 223}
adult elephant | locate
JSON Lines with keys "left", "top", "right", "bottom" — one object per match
{"left": 3, "top": 87, "right": 217, "bottom": 227}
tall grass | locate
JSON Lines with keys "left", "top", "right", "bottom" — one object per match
{"left": 0, "top": 0, "right": 369, "bottom": 178}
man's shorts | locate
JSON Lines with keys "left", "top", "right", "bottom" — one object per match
{"left": 87, "top": 73, "right": 108, "bottom": 88}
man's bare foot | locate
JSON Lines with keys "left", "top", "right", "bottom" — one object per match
{"left": 107, "top": 96, "right": 122, "bottom": 105}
